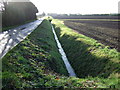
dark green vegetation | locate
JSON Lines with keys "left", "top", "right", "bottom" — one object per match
{"left": 2, "top": 19, "right": 67, "bottom": 88}
{"left": 2, "top": 19, "right": 116, "bottom": 89}
{"left": 48, "top": 13, "right": 120, "bottom": 17}
{"left": 49, "top": 13, "right": 119, "bottom": 19}
{"left": 1, "top": 0, "right": 38, "bottom": 27}
{"left": 2, "top": 19, "right": 36, "bottom": 32}
{"left": 52, "top": 19, "right": 120, "bottom": 88}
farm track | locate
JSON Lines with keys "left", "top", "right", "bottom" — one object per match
{"left": 64, "top": 20, "right": 119, "bottom": 51}
{"left": 0, "top": 19, "right": 43, "bottom": 59}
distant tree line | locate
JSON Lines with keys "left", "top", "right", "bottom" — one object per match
{"left": 1, "top": 0, "right": 38, "bottom": 27}
{"left": 48, "top": 13, "right": 119, "bottom": 19}
{"left": 37, "top": 12, "right": 46, "bottom": 18}
{"left": 48, "top": 13, "right": 120, "bottom": 17}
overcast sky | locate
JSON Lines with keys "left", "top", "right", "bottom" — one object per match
{"left": 30, "top": 0, "right": 119, "bottom": 14}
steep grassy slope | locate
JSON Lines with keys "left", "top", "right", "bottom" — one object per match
{"left": 2, "top": 19, "right": 119, "bottom": 89}
{"left": 52, "top": 19, "right": 120, "bottom": 88}
{"left": 2, "top": 19, "right": 68, "bottom": 89}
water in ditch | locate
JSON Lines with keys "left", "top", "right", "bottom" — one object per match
{"left": 51, "top": 24, "right": 76, "bottom": 77}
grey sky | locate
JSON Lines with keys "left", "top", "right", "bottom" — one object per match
{"left": 30, "top": 0, "right": 119, "bottom": 14}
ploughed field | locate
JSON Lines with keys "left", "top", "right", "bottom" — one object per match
{"left": 62, "top": 18, "right": 119, "bottom": 51}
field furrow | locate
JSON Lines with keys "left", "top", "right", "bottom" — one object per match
{"left": 64, "top": 20, "right": 119, "bottom": 51}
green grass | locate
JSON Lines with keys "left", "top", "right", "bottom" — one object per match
{"left": 2, "top": 19, "right": 119, "bottom": 89}
{"left": 52, "top": 19, "right": 120, "bottom": 88}
{"left": 2, "top": 19, "right": 68, "bottom": 89}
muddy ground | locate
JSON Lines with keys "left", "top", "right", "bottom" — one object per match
{"left": 64, "top": 20, "right": 119, "bottom": 51}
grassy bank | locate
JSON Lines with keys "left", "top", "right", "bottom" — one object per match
{"left": 2, "top": 19, "right": 119, "bottom": 89}
{"left": 2, "top": 19, "right": 68, "bottom": 89}
{"left": 52, "top": 19, "right": 120, "bottom": 88}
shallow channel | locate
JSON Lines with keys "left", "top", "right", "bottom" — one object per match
{"left": 51, "top": 24, "right": 76, "bottom": 77}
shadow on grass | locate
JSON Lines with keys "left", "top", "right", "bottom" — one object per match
{"left": 53, "top": 24, "right": 120, "bottom": 78}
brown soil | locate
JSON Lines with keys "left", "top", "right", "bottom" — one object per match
{"left": 64, "top": 20, "right": 119, "bottom": 51}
